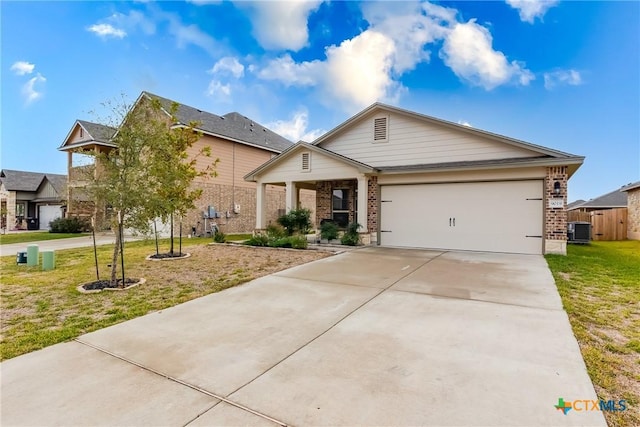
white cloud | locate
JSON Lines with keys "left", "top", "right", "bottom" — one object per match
{"left": 258, "top": 54, "right": 320, "bottom": 87}
{"left": 206, "top": 80, "right": 231, "bottom": 98}
{"left": 439, "top": 19, "right": 534, "bottom": 90}
{"left": 209, "top": 57, "right": 245, "bottom": 78}
{"left": 544, "top": 69, "right": 582, "bottom": 90}
{"left": 506, "top": 0, "right": 559, "bottom": 24}
{"left": 87, "top": 23, "right": 127, "bottom": 39}
{"left": 238, "top": 0, "right": 323, "bottom": 51}
{"left": 267, "top": 109, "right": 325, "bottom": 142}
{"left": 22, "top": 73, "right": 46, "bottom": 104}
{"left": 166, "top": 15, "right": 218, "bottom": 55}
{"left": 11, "top": 61, "right": 35, "bottom": 76}
{"left": 457, "top": 119, "right": 472, "bottom": 127}
{"left": 109, "top": 10, "right": 156, "bottom": 35}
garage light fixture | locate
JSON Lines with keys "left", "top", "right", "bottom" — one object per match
{"left": 553, "top": 180, "right": 561, "bottom": 195}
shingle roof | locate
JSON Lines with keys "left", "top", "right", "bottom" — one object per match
{"left": 566, "top": 199, "right": 586, "bottom": 210}
{"left": 621, "top": 181, "right": 640, "bottom": 192}
{"left": 77, "top": 120, "right": 117, "bottom": 143}
{"left": 569, "top": 188, "right": 628, "bottom": 210}
{"left": 0, "top": 169, "right": 66, "bottom": 193}
{"left": 143, "top": 92, "right": 293, "bottom": 153}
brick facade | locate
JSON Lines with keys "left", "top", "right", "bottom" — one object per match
{"left": 545, "top": 166, "right": 568, "bottom": 253}
{"left": 625, "top": 188, "right": 640, "bottom": 240}
{"left": 315, "top": 180, "right": 358, "bottom": 226}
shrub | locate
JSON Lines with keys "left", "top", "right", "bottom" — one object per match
{"left": 49, "top": 217, "right": 89, "bottom": 233}
{"left": 320, "top": 221, "right": 339, "bottom": 241}
{"left": 277, "top": 208, "right": 312, "bottom": 235}
{"left": 266, "top": 223, "right": 287, "bottom": 239}
{"left": 340, "top": 222, "right": 361, "bottom": 246}
{"left": 289, "top": 235, "right": 308, "bottom": 249}
{"left": 271, "top": 237, "right": 292, "bottom": 248}
{"left": 213, "top": 231, "right": 226, "bottom": 243}
{"left": 245, "top": 234, "right": 269, "bottom": 246}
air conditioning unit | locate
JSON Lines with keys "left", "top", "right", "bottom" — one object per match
{"left": 567, "top": 221, "right": 591, "bottom": 244}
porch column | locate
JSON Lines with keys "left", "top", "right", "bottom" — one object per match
{"left": 285, "top": 181, "right": 298, "bottom": 212}
{"left": 256, "top": 182, "right": 266, "bottom": 229}
{"left": 357, "top": 175, "right": 368, "bottom": 232}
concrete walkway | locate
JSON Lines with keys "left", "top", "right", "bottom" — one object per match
{"left": 0, "top": 234, "right": 142, "bottom": 257}
{"left": 0, "top": 248, "right": 606, "bottom": 426}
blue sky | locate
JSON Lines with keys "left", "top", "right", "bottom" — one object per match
{"left": 2, "top": 0, "right": 638, "bottom": 202}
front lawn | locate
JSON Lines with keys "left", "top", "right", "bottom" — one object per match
{"left": 0, "top": 238, "right": 329, "bottom": 361}
{"left": 0, "top": 232, "right": 88, "bottom": 245}
{"left": 546, "top": 241, "right": 640, "bottom": 427}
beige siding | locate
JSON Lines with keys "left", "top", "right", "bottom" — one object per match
{"left": 321, "top": 112, "right": 539, "bottom": 167}
{"left": 35, "top": 180, "right": 61, "bottom": 199}
{"left": 69, "top": 125, "right": 87, "bottom": 144}
{"left": 190, "top": 135, "right": 273, "bottom": 188}
{"left": 377, "top": 166, "right": 547, "bottom": 185}
{"left": 258, "top": 149, "right": 360, "bottom": 183}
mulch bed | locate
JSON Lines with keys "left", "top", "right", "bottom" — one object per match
{"left": 81, "top": 278, "right": 142, "bottom": 291}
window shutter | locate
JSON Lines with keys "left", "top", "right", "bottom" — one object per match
{"left": 374, "top": 117, "right": 388, "bottom": 141}
{"left": 301, "top": 152, "right": 310, "bottom": 171}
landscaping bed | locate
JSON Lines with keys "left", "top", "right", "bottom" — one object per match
{"left": 546, "top": 241, "right": 640, "bottom": 427}
{"left": 0, "top": 240, "right": 329, "bottom": 360}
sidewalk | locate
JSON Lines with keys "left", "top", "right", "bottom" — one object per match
{"left": 0, "top": 234, "right": 142, "bottom": 257}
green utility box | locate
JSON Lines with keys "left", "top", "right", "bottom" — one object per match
{"left": 42, "top": 250, "right": 55, "bottom": 271}
{"left": 27, "top": 245, "right": 39, "bottom": 267}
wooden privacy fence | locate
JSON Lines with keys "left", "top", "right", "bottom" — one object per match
{"left": 568, "top": 208, "right": 628, "bottom": 240}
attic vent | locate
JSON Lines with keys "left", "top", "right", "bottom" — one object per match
{"left": 301, "top": 152, "right": 311, "bottom": 172}
{"left": 373, "top": 117, "right": 388, "bottom": 142}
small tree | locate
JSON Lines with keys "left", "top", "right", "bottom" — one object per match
{"left": 85, "top": 95, "right": 215, "bottom": 286}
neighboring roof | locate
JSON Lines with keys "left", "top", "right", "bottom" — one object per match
{"left": 244, "top": 141, "right": 376, "bottom": 182}
{"left": 568, "top": 188, "right": 627, "bottom": 210}
{"left": 621, "top": 181, "right": 640, "bottom": 192}
{"left": 312, "top": 102, "right": 584, "bottom": 165}
{"left": 567, "top": 199, "right": 586, "bottom": 210}
{"left": 0, "top": 169, "right": 66, "bottom": 193}
{"left": 58, "top": 120, "right": 117, "bottom": 151}
{"left": 142, "top": 92, "right": 293, "bottom": 153}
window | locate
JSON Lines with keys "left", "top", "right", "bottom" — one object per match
{"left": 79, "top": 127, "right": 84, "bottom": 138}
{"left": 301, "top": 152, "right": 310, "bottom": 172}
{"left": 15, "top": 203, "right": 25, "bottom": 218}
{"left": 332, "top": 189, "right": 349, "bottom": 227}
{"left": 373, "top": 116, "right": 388, "bottom": 142}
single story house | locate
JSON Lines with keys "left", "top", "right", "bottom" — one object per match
{"left": 621, "top": 181, "right": 640, "bottom": 240}
{"left": 0, "top": 169, "right": 67, "bottom": 231}
{"left": 567, "top": 187, "right": 627, "bottom": 212}
{"left": 246, "top": 103, "right": 584, "bottom": 255}
{"left": 58, "top": 92, "right": 314, "bottom": 234}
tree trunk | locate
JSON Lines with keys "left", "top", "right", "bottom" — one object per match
{"left": 169, "top": 214, "right": 174, "bottom": 255}
{"left": 110, "top": 224, "right": 121, "bottom": 286}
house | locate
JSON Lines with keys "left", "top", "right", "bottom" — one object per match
{"left": 621, "top": 181, "right": 640, "bottom": 240}
{"left": 58, "top": 92, "right": 313, "bottom": 234}
{"left": 246, "top": 103, "right": 585, "bottom": 255}
{"left": 0, "top": 169, "right": 67, "bottom": 231}
{"left": 567, "top": 188, "right": 627, "bottom": 212}
{"left": 566, "top": 199, "right": 586, "bottom": 210}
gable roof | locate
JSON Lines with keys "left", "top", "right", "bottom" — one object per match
{"left": 244, "top": 141, "right": 376, "bottom": 182}
{"left": 141, "top": 92, "right": 293, "bottom": 153}
{"left": 621, "top": 181, "right": 640, "bottom": 192}
{"left": 0, "top": 169, "right": 67, "bottom": 193}
{"left": 312, "top": 102, "right": 584, "bottom": 165}
{"left": 568, "top": 187, "right": 628, "bottom": 210}
{"left": 566, "top": 199, "right": 586, "bottom": 210}
{"left": 58, "top": 120, "right": 117, "bottom": 151}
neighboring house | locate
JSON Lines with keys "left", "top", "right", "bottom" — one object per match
{"left": 621, "top": 181, "right": 640, "bottom": 240}
{"left": 567, "top": 188, "right": 627, "bottom": 212}
{"left": 58, "top": 91, "right": 313, "bottom": 234}
{"left": 566, "top": 199, "right": 586, "bottom": 210}
{"left": 0, "top": 169, "right": 67, "bottom": 231}
{"left": 246, "top": 103, "right": 584, "bottom": 255}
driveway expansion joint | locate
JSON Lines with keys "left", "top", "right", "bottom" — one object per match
{"left": 73, "top": 338, "right": 289, "bottom": 427}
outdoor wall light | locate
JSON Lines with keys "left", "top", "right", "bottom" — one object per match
{"left": 553, "top": 180, "right": 561, "bottom": 195}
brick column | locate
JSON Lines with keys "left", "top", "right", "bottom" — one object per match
{"left": 315, "top": 181, "right": 332, "bottom": 226}
{"left": 367, "top": 175, "right": 378, "bottom": 243}
{"left": 545, "top": 166, "right": 568, "bottom": 254}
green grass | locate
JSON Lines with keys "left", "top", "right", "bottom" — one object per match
{"left": 225, "top": 233, "right": 252, "bottom": 242}
{"left": 546, "top": 241, "right": 640, "bottom": 427}
{"left": 0, "top": 232, "right": 88, "bottom": 245}
{"left": 0, "top": 238, "right": 327, "bottom": 361}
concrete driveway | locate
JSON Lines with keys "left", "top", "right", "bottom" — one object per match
{"left": 1, "top": 248, "right": 605, "bottom": 426}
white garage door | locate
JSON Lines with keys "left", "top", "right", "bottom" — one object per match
{"left": 380, "top": 180, "right": 543, "bottom": 254}
{"left": 39, "top": 205, "right": 63, "bottom": 230}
